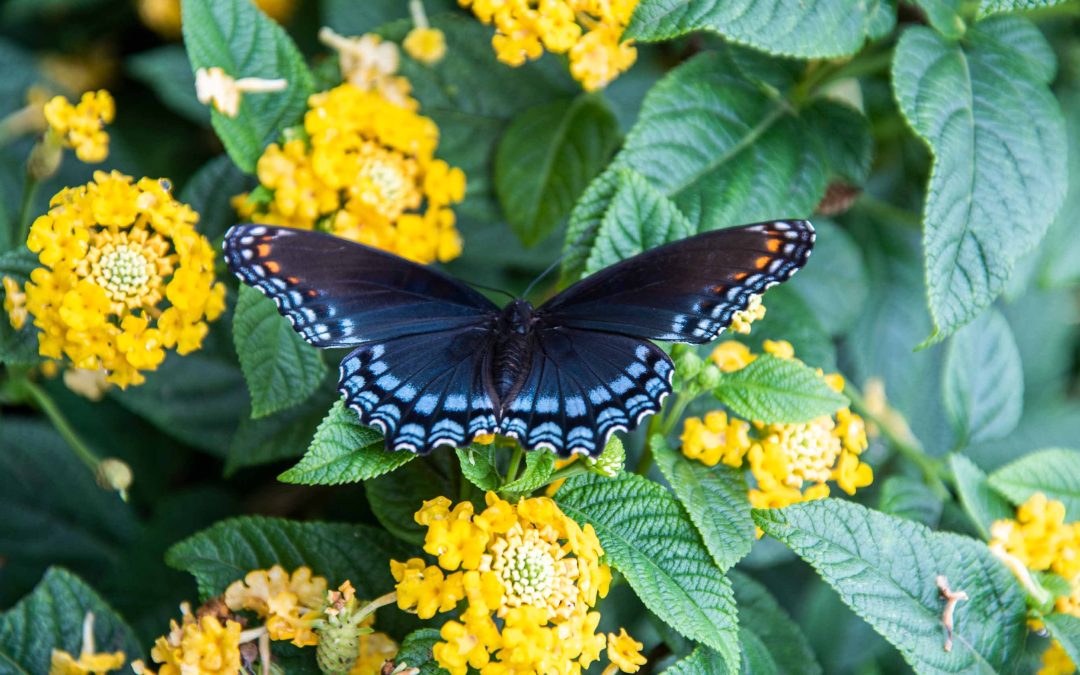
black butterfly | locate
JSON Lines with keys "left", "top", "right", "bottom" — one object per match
{"left": 223, "top": 220, "right": 814, "bottom": 457}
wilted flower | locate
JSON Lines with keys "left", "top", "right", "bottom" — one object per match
{"left": 224, "top": 565, "right": 327, "bottom": 647}
{"left": 132, "top": 603, "right": 242, "bottom": 675}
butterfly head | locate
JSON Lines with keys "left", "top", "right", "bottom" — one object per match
{"left": 499, "top": 299, "right": 535, "bottom": 336}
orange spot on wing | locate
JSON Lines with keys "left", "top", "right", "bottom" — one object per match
{"left": 257, "top": 244, "right": 271, "bottom": 257}
{"left": 755, "top": 256, "right": 770, "bottom": 269}
{"left": 766, "top": 239, "right": 781, "bottom": 252}
{"left": 734, "top": 272, "right": 748, "bottom": 281}
{"left": 306, "top": 289, "right": 318, "bottom": 297}
{"left": 264, "top": 261, "right": 280, "bottom": 273}
{"left": 286, "top": 276, "right": 300, "bottom": 285}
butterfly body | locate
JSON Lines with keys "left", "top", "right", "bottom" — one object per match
{"left": 224, "top": 220, "right": 814, "bottom": 458}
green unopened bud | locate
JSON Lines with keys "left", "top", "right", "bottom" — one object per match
{"left": 96, "top": 458, "right": 132, "bottom": 494}
{"left": 316, "top": 620, "right": 370, "bottom": 674}
{"left": 696, "top": 363, "right": 721, "bottom": 391}
{"left": 27, "top": 137, "right": 62, "bottom": 181}
{"left": 587, "top": 437, "right": 624, "bottom": 477}
{"left": 674, "top": 351, "right": 703, "bottom": 382}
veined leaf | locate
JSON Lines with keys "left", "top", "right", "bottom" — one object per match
{"left": 0, "top": 568, "right": 142, "bottom": 672}
{"left": 583, "top": 169, "right": 694, "bottom": 274}
{"left": 393, "top": 628, "right": 445, "bottom": 675}
{"left": 495, "top": 95, "right": 620, "bottom": 246}
{"left": 949, "top": 454, "right": 1013, "bottom": 539}
{"left": 662, "top": 647, "right": 729, "bottom": 674}
{"left": 181, "top": 0, "right": 314, "bottom": 172}
{"left": 756, "top": 499, "right": 1028, "bottom": 673}
{"left": 502, "top": 451, "right": 556, "bottom": 494}
{"left": 556, "top": 473, "right": 739, "bottom": 672}
{"left": 563, "top": 50, "right": 831, "bottom": 282}
{"left": 978, "top": 0, "right": 1073, "bottom": 16}
{"left": 910, "top": 0, "right": 966, "bottom": 38}
{"left": 892, "top": 17, "right": 1067, "bottom": 340}
{"left": 179, "top": 155, "right": 254, "bottom": 242}
{"left": 234, "top": 285, "right": 327, "bottom": 418}
{"left": 788, "top": 220, "right": 869, "bottom": 337}
{"left": 1045, "top": 613, "right": 1080, "bottom": 669}
{"left": 731, "top": 570, "right": 822, "bottom": 675}
{"left": 652, "top": 436, "right": 754, "bottom": 572}
{"left": 942, "top": 309, "right": 1023, "bottom": 445}
{"left": 456, "top": 444, "right": 500, "bottom": 491}
{"left": 713, "top": 354, "right": 848, "bottom": 425}
{"left": 366, "top": 455, "right": 455, "bottom": 546}
{"left": 988, "top": 448, "right": 1080, "bottom": 519}
{"left": 625, "top": 0, "right": 893, "bottom": 59}
{"left": 279, "top": 400, "right": 413, "bottom": 485}
{"left": 878, "top": 475, "right": 944, "bottom": 527}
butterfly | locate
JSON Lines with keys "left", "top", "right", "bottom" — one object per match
{"left": 223, "top": 220, "right": 814, "bottom": 457}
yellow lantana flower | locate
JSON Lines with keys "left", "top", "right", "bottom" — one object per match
{"left": 49, "top": 612, "right": 125, "bottom": 675}
{"left": 391, "top": 492, "right": 641, "bottom": 675}
{"left": 224, "top": 565, "right": 328, "bottom": 647}
{"left": 24, "top": 171, "right": 225, "bottom": 387}
{"left": 460, "top": 0, "right": 639, "bottom": 91}
{"left": 235, "top": 82, "right": 466, "bottom": 264}
{"left": 606, "top": 628, "right": 647, "bottom": 673}
{"left": 685, "top": 340, "right": 873, "bottom": 512}
{"left": 404, "top": 27, "right": 447, "bottom": 65}
{"left": 43, "top": 91, "right": 115, "bottom": 163}
{"left": 133, "top": 604, "right": 242, "bottom": 675}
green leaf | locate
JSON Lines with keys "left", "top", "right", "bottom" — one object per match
{"left": 234, "top": 285, "right": 327, "bottom": 418}
{"left": 495, "top": 95, "right": 621, "bottom": 246}
{"left": 949, "top": 454, "right": 1013, "bottom": 539}
{"left": 394, "top": 628, "right": 445, "bottom": 675}
{"left": 803, "top": 101, "right": 874, "bottom": 184}
{"left": 942, "top": 309, "right": 1023, "bottom": 445}
{"left": 625, "top": 0, "right": 893, "bottom": 58}
{"left": 731, "top": 570, "right": 822, "bottom": 675}
{"left": 891, "top": 17, "right": 1067, "bottom": 340}
{"left": 1045, "top": 613, "right": 1080, "bottom": 668}
{"left": 180, "top": 155, "right": 254, "bottom": 241}
{"left": 978, "top": 0, "right": 1072, "bottom": 16}
{"left": 663, "top": 646, "right": 729, "bottom": 674}
{"left": 365, "top": 455, "right": 455, "bottom": 546}
{"left": 556, "top": 473, "right": 739, "bottom": 671}
{"left": 0, "top": 568, "right": 142, "bottom": 673}
{"left": 713, "top": 354, "right": 848, "bottom": 424}
{"left": 742, "top": 285, "right": 836, "bottom": 372}
{"left": 456, "top": 444, "right": 500, "bottom": 491}
{"left": 165, "top": 516, "right": 417, "bottom": 637}
{"left": 279, "top": 400, "right": 413, "bottom": 485}
{"left": 787, "top": 220, "right": 868, "bottom": 337}
{"left": 583, "top": 169, "right": 694, "bottom": 274}
{"left": 502, "top": 451, "right": 556, "bottom": 494}
{"left": 652, "top": 436, "right": 753, "bottom": 572}
{"left": 0, "top": 248, "right": 41, "bottom": 367}
{"left": 0, "top": 38, "right": 41, "bottom": 119}
{"left": 225, "top": 384, "right": 338, "bottom": 475}
{"left": 756, "top": 499, "right": 1028, "bottom": 673}
{"left": 877, "top": 475, "right": 944, "bottom": 527}
{"left": 967, "top": 404, "right": 1080, "bottom": 471}
{"left": 910, "top": 0, "right": 967, "bottom": 38}
{"left": 1040, "top": 90, "right": 1080, "bottom": 289}
{"left": 127, "top": 45, "right": 209, "bottom": 124}
{"left": 181, "top": 0, "right": 315, "bottom": 172}
{"left": 563, "top": 50, "right": 830, "bottom": 282}
{"left": 321, "top": 0, "right": 456, "bottom": 34}
{"left": 989, "top": 448, "right": 1080, "bottom": 519}
{"left": 112, "top": 352, "right": 249, "bottom": 456}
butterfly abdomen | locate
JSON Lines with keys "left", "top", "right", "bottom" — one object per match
{"left": 490, "top": 300, "right": 535, "bottom": 404}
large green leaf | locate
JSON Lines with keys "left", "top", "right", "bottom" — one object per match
{"left": 365, "top": 455, "right": 455, "bottom": 546}
{"left": 165, "top": 516, "right": 417, "bottom": 637}
{"left": 663, "top": 647, "right": 729, "bottom": 674}
{"left": 279, "top": 399, "right": 413, "bottom": 485}
{"left": 742, "top": 285, "right": 836, "bottom": 372}
{"left": 731, "top": 571, "right": 822, "bottom": 675}
{"left": 562, "top": 50, "right": 831, "bottom": 282}
{"left": 713, "top": 354, "right": 848, "bottom": 424}
{"left": 949, "top": 454, "right": 1013, "bottom": 539}
{"left": 556, "top": 473, "right": 739, "bottom": 672}
{"left": 495, "top": 95, "right": 620, "bottom": 246}
{"left": 789, "top": 220, "right": 868, "bottom": 336}
{"left": 877, "top": 475, "right": 944, "bottom": 527}
{"left": 625, "top": 0, "right": 893, "bottom": 58}
{"left": 583, "top": 169, "right": 694, "bottom": 274}
{"left": 127, "top": 45, "right": 209, "bottom": 124}
{"left": 988, "top": 448, "right": 1080, "bottom": 519}
{"left": 0, "top": 568, "right": 142, "bottom": 674}
{"left": 652, "top": 436, "right": 753, "bottom": 573}
{"left": 1045, "top": 613, "right": 1080, "bottom": 669}
{"left": 756, "top": 499, "right": 1028, "bottom": 674}
{"left": 181, "top": 0, "right": 315, "bottom": 172}
{"left": 891, "top": 17, "right": 1067, "bottom": 340}
{"left": 179, "top": 155, "right": 254, "bottom": 241}
{"left": 910, "top": 0, "right": 966, "bottom": 38}
{"left": 234, "top": 285, "right": 327, "bottom": 418}
{"left": 225, "top": 384, "right": 338, "bottom": 475}
{"left": 456, "top": 444, "right": 501, "bottom": 491}
{"left": 942, "top": 309, "right": 1023, "bottom": 445}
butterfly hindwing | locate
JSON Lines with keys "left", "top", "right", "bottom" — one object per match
{"left": 338, "top": 326, "right": 499, "bottom": 453}
{"left": 501, "top": 328, "right": 673, "bottom": 457}
{"left": 540, "top": 220, "right": 814, "bottom": 344}
{"left": 223, "top": 224, "right": 498, "bottom": 348}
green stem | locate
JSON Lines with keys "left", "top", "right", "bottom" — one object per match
{"left": 548, "top": 462, "right": 589, "bottom": 483}
{"left": 20, "top": 377, "right": 101, "bottom": 475}
{"left": 845, "top": 383, "right": 950, "bottom": 499}
{"left": 505, "top": 444, "right": 524, "bottom": 485}
{"left": 635, "top": 412, "right": 663, "bottom": 476}
{"left": 17, "top": 175, "right": 40, "bottom": 247}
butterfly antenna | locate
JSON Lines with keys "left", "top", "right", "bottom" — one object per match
{"left": 462, "top": 279, "right": 517, "bottom": 302}
{"left": 523, "top": 250, "right": 569, "bottom": 299}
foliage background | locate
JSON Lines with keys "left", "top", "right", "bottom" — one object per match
{"left": 0, "top": 0, "right": 1079, "bottom": 673}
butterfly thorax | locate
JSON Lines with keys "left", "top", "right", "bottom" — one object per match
{"left": 490, "top": 299, "right": 536, "bottom": 405}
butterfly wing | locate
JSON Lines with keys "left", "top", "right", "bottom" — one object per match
{"left": 539, "top": 220, "right": 814, "bottom": 344}
{"left": 501, "top": 327, "right": 673, "bottom": 457}
{"left": 223, "top": 224, "right": 499, "bottom": 347}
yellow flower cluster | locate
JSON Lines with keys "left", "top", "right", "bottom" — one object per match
{"left": 224, "top": 565, "right": 328, "bottom": 646}
{"left": 24, "top": 172, "right": 225, "bottom": 386}
{"left": 391, "top": 492, "right": 644, "bottom": 675}
{"left": 235, "top": 82, "right": 466, "bottom": 264}
{"left": 133, "top": 604, "right": 242, "bottom": 675}
{"left": 43, "top": 91, "right": 115, "bottom": 163}
{"left": 683, "top": 340, "right": 873, "bottom": 510}
{"left": 49, "top": 612, "right": 125, "bottom": 675}
{"left": 990, "top": 493, "right": 1080, "bottom": 675}
{"left": 403, "top": 27, "right": 447, "bottom": 65}
{"left": 460, "top": 0, "right": 639, "bottom": 91}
